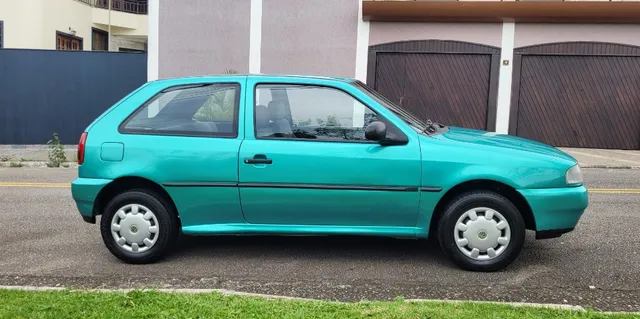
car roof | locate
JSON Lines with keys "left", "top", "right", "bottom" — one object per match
{"left": 149, "top": 73, "right": 357, "bottom": 86}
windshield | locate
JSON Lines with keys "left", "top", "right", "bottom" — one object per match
{"left": 351, "top": 80, "right": 428, "bottom": 132}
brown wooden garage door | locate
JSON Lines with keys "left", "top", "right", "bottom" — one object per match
{"left": 511, "top": 43, "right": 640, "bottom": 150}
{"left": 368, "top": 40, "right": 500, "bottom": 131}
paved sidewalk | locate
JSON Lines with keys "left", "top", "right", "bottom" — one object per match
{"left": 560, "top": 148, "right": 640, "bottom": 169}
{"left": 1, "top": 145, "right": 639, "bottom": 168}
{"left": 0, "top": 145, "right": 77, "bottom": 165}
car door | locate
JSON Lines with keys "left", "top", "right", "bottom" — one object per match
{"left": 115, "top": 79, "right": 246, "bottom": 231}
{"left": 238, "top": 77, "right": 422, "bottom": 228}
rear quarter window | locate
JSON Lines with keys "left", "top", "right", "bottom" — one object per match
{"left": 119, "top": 83, "right": 240, "bottom": 137}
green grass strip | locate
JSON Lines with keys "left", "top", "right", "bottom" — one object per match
{"left": 0, "top": 289, "right": 635, "bottom": 319}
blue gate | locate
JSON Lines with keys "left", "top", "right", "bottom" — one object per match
{"left": 0, "top": 49, "right": 147, "bottom": 144}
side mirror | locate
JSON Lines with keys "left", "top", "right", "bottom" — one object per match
{"left": 365, "top": 121, "right": 387, "bottom": 142}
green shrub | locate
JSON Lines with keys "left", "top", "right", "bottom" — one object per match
{"left": 46, "top": 133, "right": 67, "bottom": 168}
{"left": 9, "top": 162, "right": 23, "bottom": 168}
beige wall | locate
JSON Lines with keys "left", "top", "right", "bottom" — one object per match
{"left": 369, "top": 22, "right": 503, "bottom": 48}
{"left": 515, "top": 23, "right": 640, "bottom": 48}
{"left": 260, "top": 0, "right": 359, "bottom": 77}
{"left": 0, "top": 0, "right": 46, "bottom": 49}
{"left": 158, "top": 0, "right": 251, "bottom": 78}
{"left": 0, "top": 0, "right": 146, "bottom": 50}
{"left": 42, "top": 0, "right": 94, "bottom": 50}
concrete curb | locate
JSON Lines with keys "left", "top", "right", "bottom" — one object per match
{"left": 0, "top": 145, "right": 77, "bottom": 150}
{"left": 404, "top": 298, "right": 584, "bottom": 311}
{"left": 580, "top": 165, "right": 640, "bottom": 169}
{"left": 0, "top": 284, "right": 622, "bottom": 313}
{"left": 0, "top": 161, "right": 78, "bottom": 168}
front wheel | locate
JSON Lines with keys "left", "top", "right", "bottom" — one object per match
{"left": 100, "top": 189, "right": 179, "bottom": 264}
{"left": 437, "top": 191, "right": 525, "bottom": 272}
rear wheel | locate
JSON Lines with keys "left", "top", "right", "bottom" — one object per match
{"left": 100, "top": 189, "right": 178, "bottom": 264}
{"left": 437, "top": 191, "right": 525, "bottom": 272}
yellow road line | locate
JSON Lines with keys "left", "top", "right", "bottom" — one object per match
{"left": 589, "top": 188, "right": 640, "bottom": 194}
{"left": 569, "top": 150, "right": 640, "bottom": 166}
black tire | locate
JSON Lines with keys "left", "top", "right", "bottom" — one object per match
{"left": 437, "top": 191, "right": 525, "bottom": 272}
{"left": 99, "top": 189, "right": 179, "bottom": 264}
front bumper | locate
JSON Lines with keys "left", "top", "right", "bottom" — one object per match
{"left": 518, "top": 185, "right": 588, "bottom": 237}
{"left": 71, "top": 177, "right": 112, "bottom": 223}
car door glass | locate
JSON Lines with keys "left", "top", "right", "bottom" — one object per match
{"left": 255, "top": 84, "right": 379, "bottom": 141}
{"left": 122, "top": 83, "right": 240, "bottom": 137}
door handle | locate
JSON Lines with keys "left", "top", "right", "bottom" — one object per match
{"left": 244, "top": 155, "right": 272, "bottom": 165}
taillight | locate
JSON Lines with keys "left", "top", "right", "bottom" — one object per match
{"left": 78, "top": 132, "right": 87, "bottom": 165}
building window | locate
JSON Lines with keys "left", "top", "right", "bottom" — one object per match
{"left": 92, "top": 28, "right": 108, "bottom": 51}
{"left": 0, "top": 21, "right": 3, "bottom": 48}
{"left": 56, "top": 32, "right": 82, "bottom": 50}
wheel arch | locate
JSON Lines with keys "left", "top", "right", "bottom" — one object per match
{"left": 92, "top": 176, "right": 180, "bottom": 226}
{"left": 429, "top": 179, "right": 536, "bottom": 237}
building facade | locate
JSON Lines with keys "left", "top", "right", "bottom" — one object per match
{"left": 158, "top": 1, "right": 640, "bottom": 150}
{"left": 0, "top": 0, "right": 148, "bottom": 52}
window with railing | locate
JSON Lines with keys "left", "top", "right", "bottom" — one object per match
{"left": 77, "top": 0, "right": 148, "bottom": 15}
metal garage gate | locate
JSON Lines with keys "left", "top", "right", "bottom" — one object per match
{"left": 367, "top": 40, "right": 501, "bottom": 131}
{"left": 510, "top": 42, "right": 640, "bottom": 150}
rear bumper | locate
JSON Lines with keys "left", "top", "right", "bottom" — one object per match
{"left": 518, "top": 185, "right": 588, "bottom": 237}
{"left": 71, "top": 177, "right": 112, "bottom": 224}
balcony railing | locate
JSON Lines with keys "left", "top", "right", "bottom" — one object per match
{"left": 78, "top": 0, "right": 148, "bottom": 15}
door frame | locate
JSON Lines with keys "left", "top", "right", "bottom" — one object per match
{"left": 367, "top": 39, "right": 502, "bottom": 131}
{"left": 508, "top": 41, "right": 640, "bottom": 136}
{"left": 238, "top": 76, "right": 424, "bottom": 228}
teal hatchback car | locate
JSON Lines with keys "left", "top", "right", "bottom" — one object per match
{"left": 71, "top": 74, "right": 588, "bottom": 272}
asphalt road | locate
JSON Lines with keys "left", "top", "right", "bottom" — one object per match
{"left": 0, "top": 167, "right": 639, "bottom": 312}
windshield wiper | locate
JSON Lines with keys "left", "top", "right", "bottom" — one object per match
{"left": 422, "top": 119, "right": 437, "bottom": 134}
{"left": 422, "top": 119, "right": 446, "bottom": 134}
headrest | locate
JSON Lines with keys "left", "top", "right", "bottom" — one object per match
{"left": 255, "top": 104, "right": 269, "bottom": 126}
{"left": 268, "top": 100, "right": 288, "bottom": 121}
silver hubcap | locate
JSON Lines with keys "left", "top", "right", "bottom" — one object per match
{"left": 454, "top": 207, "right": 511, "bottom": 261}
{"left": 111, "top": 204, "right": 159, "bottom": 253}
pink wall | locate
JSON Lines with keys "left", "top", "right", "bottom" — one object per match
{"left": 369, "top": 22, "right": 503, "bottom": 47}
{"left": 515, "top": 24, "right": 640, "bottom": 48}
{"left": 159, "top": 0, "right": 251, "bottom": 78}
{"left": 260, "top": 0, "right": 359, "bottom": 78}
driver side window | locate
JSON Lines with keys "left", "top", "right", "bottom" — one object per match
{"left": 254, "top": 84, "right": 379, "bottom": 142}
